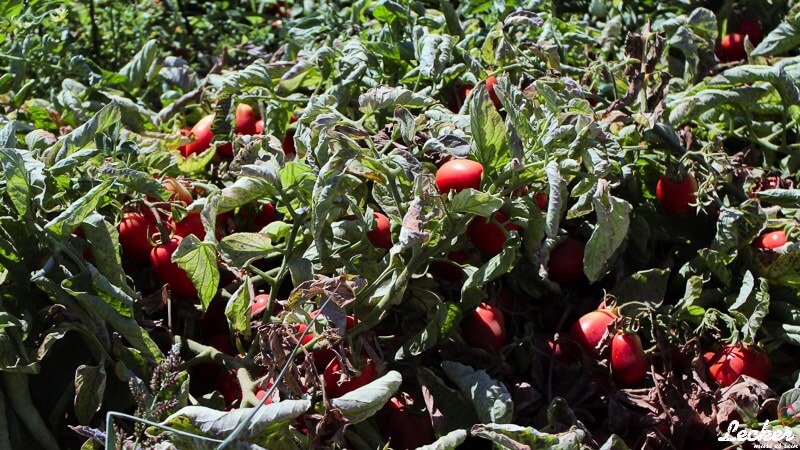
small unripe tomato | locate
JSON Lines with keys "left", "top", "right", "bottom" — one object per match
{"left": 461, "top": 303, "right": 507, "bottom": 353}
{"left": 436, "top": 159, "right": 484, "bottom": 194}
{"left": 162, "top": 177, "right": 193, "bottom": 206}
{"left": 323, "top": 355, "right": 376, "bottom": 398}
{"left": 610, "top": 332, "right": 648, "bottom": 385}
{"left": 150, "top": 236, "right": 197, "bottom": 298}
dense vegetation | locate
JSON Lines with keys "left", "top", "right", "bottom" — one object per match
{"left": 1, "top": 0, "right": 800, "bottom": 449}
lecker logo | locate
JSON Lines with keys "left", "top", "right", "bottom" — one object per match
{"left": 780, "top": 404, "right": 798, "bottom": 427}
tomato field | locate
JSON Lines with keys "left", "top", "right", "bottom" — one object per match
{"left": 2, "top": 0, "right": 800, "bottom": 449}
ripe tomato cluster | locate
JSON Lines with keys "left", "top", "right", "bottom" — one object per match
{"left": 180, "top": 104, "right": 296, "bottom": 158}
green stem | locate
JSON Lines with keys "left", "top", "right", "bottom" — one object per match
{"left": 2, "top": 373, "right": 59, "bottom": 450}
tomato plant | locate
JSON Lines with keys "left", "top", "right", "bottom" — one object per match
{"left": 2, "top": 1, "right": 800, "bottom": 448}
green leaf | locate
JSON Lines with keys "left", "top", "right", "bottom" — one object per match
{"left": 61, "top": 280, "right": 162, "bottom": 362}
{"left": 584, "top": 186, "right": 631, "bottom": 282}
{"left": 752, "top": 17, "right": 800, "bottom": 57}
{"left": 331, "top": 371, "right": 402, "bottom": 424}
{"left": 119, "top": 40, "right": 159, "bottom": 91}
{"left": 471, "top": 423, "right": 588, "bottom": 449}
{"left": 612, "top": 269, "right": 670, "bottom": 305}
{"left": 74, "top": 365, "right": 106, "bottom": 425}
{"left": 159, "top": 400, "right": 310, "bottom": 441}
{"left": 219, "top": 233, "right": 274, "bottom": 268}
{"left": 45, "top": 180, "right": 113, "bottom": 237}
{"left": 440, "top": 361, "right": 513, "bottom": 424}
{"left": 359, "top": 86, "right": 435, "bottom": 113}
{"left": 46, "top": 102, "right": 121, "bottom": 165}
{"left": 173, "top": 235, "right": 220, "bottom": 311}
{"left": 395, "top": 302, "right": 461, "bottom": 360}
{"left": 417, "top": 367, "right": 479, "bottom": 434}
{"left": 226, "top": 281, "right": 252, "bottom": 338}
{"left": 417, "top": 430, "right": 468, "bottom": 450}
{"left": 469, "top": 82, "right": 508, "bottom": 171}
{"left": 754, "top": 189, "right": 800, "bottom": 208}
{"left": 448, "top": 189, "right": 504, "bottom": 217}
{"left": 0, "top": 148, "right": 31, "bottom": 218}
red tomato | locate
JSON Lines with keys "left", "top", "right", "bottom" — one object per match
{"left": 548, "top": 238, "right": 585, "bottom": 284}
{"left": 461, "top": 303, "right": 507, "bottom": 353}
{"left": 283, "top": 130, "right": 295, "bottom": 155}
{"left": 610, "top": 332, "right": 648, "bottom": 385}
{"left": 367, "top": 212, "right": 392, "bottom": 249}
{"left": 150, "top": 236, "right": 197, "bottom": 298}
{"left": 754, "top": 230, "right": 787, "bottom": 250}
{"left": 429, "top": 250, "right": 469, "bottom": 282}
{"left": 323, "top": 356, "right": 376, "bottom": 398}
{"left": 381, "top": 395, "right": 435, "bottom": 450}
{"left": 534, "top": 192, "right": 548, "bottom": 210}
{"left": 738, "top": 19, "right": 762, "bottom": 45}
{"left": 283, "top": 114, "right": 298, "bottom": 155}
{"left": 568, "top": 309, "right": 617, "bottom": 359}
{"left": 254, "top": 203, "right": 276, "bottom": 230}
{"left": 704, "top": 344, "right": 772, "bottom": 387}
{"left": 251, "top": 294, "right": 271, "bottom": 317}
{"left": 215, "top": 370, "right": 241, "bottom": 407}
{"left": 717, "top": 33, "right": 746, "bottom": 62}
{"left": 118, "top": 212, "right": 156, "bottom": 263}
{"left": 296, "top": 312, "right": 356, "bottom": 369}
{"left": 656, "top": 173, "right": 698, "bottom": 215}
{"left": 182, "top": 114, "right": 215, "bottom": 157}
{"left": 235, "top": 103, "right": 258, "bottom": 135}
{"left": 485, "top": 76, "right": 501, "bottom": 109}
{"left": 255, "top": 119, "right": 265, "bottom": 134}
{"left": 170, "top": 212, "right": 206, "bottom": 239}
{"left": 436, "top": 159, "right": 484, "bottom": 194}
{"left": 468, "top": 210, "right": 521, "bottom": 254}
